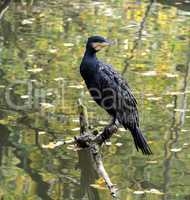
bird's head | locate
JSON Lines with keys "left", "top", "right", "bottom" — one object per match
{"left": 86, "top": 36, "right": 111, "bottom": 53}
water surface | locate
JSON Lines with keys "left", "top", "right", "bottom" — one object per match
{"left": 0, "top": 0, "right": 190, "bottom": 199}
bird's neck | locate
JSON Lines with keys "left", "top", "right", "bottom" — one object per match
{"left": 83, "top": 49, "right": 97, "bottom": 60}
{"left": 81, "top": 50, "right": 97, "bottom": 68}
{"left": 80, "top": 50, "right": 98, "bottom": 78}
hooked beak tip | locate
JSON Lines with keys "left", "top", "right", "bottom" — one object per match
{"left": 102, "top": 40, "right": 113, "bottom": 47}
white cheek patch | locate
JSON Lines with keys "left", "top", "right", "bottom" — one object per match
{"left": 94, "top": 45, "right": 102, "bottom": 51}
{"left": 92, "top": 42, "right": 102, "bottom": 51}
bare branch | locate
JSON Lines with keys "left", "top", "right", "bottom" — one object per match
{"left": 75, "top": 99, "right": 118, "bottom": 198}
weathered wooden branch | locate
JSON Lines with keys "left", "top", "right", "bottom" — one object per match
{"left": 75, "top": 100, "right": 118, "bottom": 147}
{"left": 74, "top": 123, "right": 118, "bottom": 148}
{"left": 75, "top": 99, "right": 118, "bottom": 198}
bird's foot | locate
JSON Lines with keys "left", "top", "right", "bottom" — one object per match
{"left": 94, "top": 123, "right": 118, "bottom": 145}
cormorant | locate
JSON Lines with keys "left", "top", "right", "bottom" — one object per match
{"left": 80, "top": 36, "right": 152, "bottom": 155}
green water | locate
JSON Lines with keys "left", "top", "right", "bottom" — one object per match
{"left": 0, "top": 0, "right": 190, "bottom": 199}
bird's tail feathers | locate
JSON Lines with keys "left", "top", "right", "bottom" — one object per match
{"left": 127, "top": 126, "right": 152, "bottom": 155}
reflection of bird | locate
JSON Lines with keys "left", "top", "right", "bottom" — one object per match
{"left": 80, "top": 36, "right": 152, "bottom": 155}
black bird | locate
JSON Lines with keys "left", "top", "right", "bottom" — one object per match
{"left": 80, "top": 36, "right": 152, "bottom": 155}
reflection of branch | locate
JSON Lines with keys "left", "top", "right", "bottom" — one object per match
{"left": 0, "top": 0, "right": 11, "bottom": 20}
{"left": 0, "top": 106, "right": 62, "bottom": 138}
{"left": 122, "top": 0, "right": 154, "bottom": 75}
{"left": 179, "top": 61, "right": 190, "bottom": 126}
{"left": 77, "top": 149, "right": 100, "bottom": 200}
{"left": 162, "top": 95, "right": 178, "bottom": 199}
{"left": 16, "top": 155, "right": 52, "bottom": 200}
{"left": 162, "top": 54, "right": 190, "bottom": 199}
{"left": 5, "top": 139, "right": 52, "bottom": 199}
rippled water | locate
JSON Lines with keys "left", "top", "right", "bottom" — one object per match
{"left": 0, "top": 0, "right": 190, "bottom": 199}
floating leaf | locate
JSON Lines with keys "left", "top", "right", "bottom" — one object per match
{"left": 27, "top": 68, "right": 43, "bottom": 73}
{"left": 181, "top": 129, "right": 189, "bottom": 132}
{"left": 40, "top": 103, "right": 55, "bottom": 109}
{"left": 67, "top": 145, "right": 75, "bottom": 150}
{"left": 146, "top": 160, "right": 158, "bottom": 164}
{"left": 115, "top": 142, "right": 123, "bottom": 147}
{"left": 88, "top": 100, "right": 96, "bottom": 103}
{"left": 147, "top": 97, "right": 162, "bottom": 101}
{"left": 91, "top": 1, "right": 104, "bottom": 6}
{"left": 71, "top": 127, "right": 80, "bottom": 131}
{"left": 140, "top": 71, "right": 157, "bottom": 77}
{"left": 21, "top": 18, "right": 34, "bottom": 25}
{"left": 147, "top": 140, "right": 154, "bottom": 144}
{"left": 20, "top": 95, "right": 29, "bottom": 99}
{"left": 42, "top": 141, "right": 64, "bottom": 149}
{"left": 166, "top": 104, "right": 174, "bottom": 108}
{"left": 49, "top": 48, "right": 58, "bottom": 53}
{"left": 54, "top": 77, "right": 64, "bottom": 81}
{"left": 125, "top": 24, "right": 138, "bottom": 29}
{"left": 176, "top": 1, "right": 183, "bottom": 4}
{"left": 133, "top": 191, "right": 145, "bottom": 195}
{"left": 68, "top": 85, "right": 84, "bottom": 89}
{"left": 115, "top": 133, "right": 122, "bottom": 137}
{"left": 72, "top": 118, "right": 80, "bottom": 123}
{"left": 38, "top": 131, "right": 46, "bottom": 135}
{"left": 170, "top": 148, "right": 182, "bottom": 152}
{"left": 103, "top": 8, "right": 113, "bottom": 16}
{"left": 31, "top": 79, "right": 37, "bottom": 82}
{"left": 63, "top": 43, "right": 74, "bottom": 47}
{"left": 166, "top": 92, "right": 184, "bottom": 96}
{"left": 174, "top": 109, "right": 190, "bottom": 112}
{"left": 105, "top": 141, "right": 112, "bottom": 146}
{"left": 47, "top": 92, "right": 53, "bottom": 96}
{"left": 146, "top": 188, "right": 164, "bottom": 195}
{"left": 67, "top": 17, "right": 72, "bottom": 21}
{"left": 165, "top": 73, "right": 178, "bottom": 78}
{"left": 99, "top": 121, "right": 109, "bottom": 125}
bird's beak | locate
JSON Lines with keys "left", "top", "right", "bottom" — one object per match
{"left": 92, "top": 41, "right": 112, "bottom": 51}
{"left": 100, "top": 41, "right": 111, "bottom": 47}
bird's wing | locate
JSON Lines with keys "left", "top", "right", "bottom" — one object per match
{"left": 97, "top": 61, "right": 139, "bottom": 127}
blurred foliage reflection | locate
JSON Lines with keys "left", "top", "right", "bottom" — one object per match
{"left": 0, "top": 0, "right": 190, "bottom": 199}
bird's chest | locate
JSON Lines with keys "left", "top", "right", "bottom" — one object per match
{"left": 80, "top": 63, "right": 99, "bottom": 88}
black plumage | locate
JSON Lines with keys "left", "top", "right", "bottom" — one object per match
{"left": 80, "top": 36, "right": 152, "bottom": 155}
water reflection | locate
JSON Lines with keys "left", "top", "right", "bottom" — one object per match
{"left": 163, "top": 55, "right": 190, "bottom": 200}
{"left": 0, "top": 124, "right": 10, "bottom": 166}
{"left": 77, "top": 149, "right": 100, "bottom": 200}
{"left": 157, "top": 0, "right": 190, "bottom": 12}
{"left": 0, "top": 0, "right": 190, "bottom": 199}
